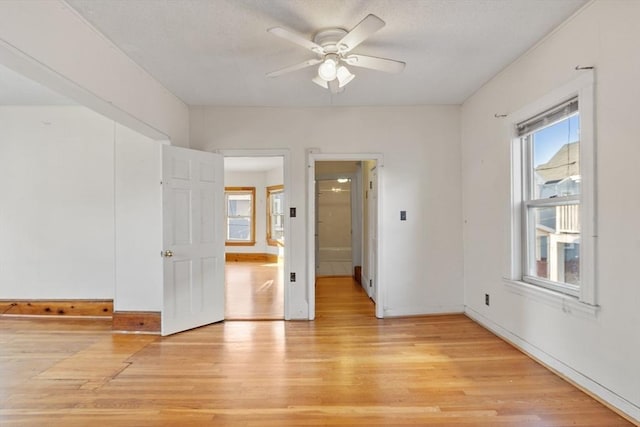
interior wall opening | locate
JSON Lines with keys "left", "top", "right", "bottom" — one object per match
{"left": 223, "top": 156, "right": 285, "bottom": 320}
{"left": 313, "top": 159, "right": 379, "bottom": 317}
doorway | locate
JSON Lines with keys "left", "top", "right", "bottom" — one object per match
{"left": 316, "top": 176, "right": 355, "bottom": 277}
{"left": 307, "top": 154, "right": 383, "bottom": 319}
{"left": 222, "top": 153, "right": 289, "bottom": 320}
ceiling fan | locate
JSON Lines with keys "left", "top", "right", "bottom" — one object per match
{"left": 266, "top": 14, "right": 406, "bottom": 94}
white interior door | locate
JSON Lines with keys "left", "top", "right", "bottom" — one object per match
{"left": 161, "top": 145, "right": 224, "bottom": 336}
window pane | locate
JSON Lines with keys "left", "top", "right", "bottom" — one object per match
{"left": 225, "top": 190, "right": 253, "bottom": 242}
{"left": 528, "top": 204, "right": 580, "bottom": 286}
{"left": 268, "top": 190, "right": 284, "bottom": 243}
{"left": 271, "top": 213, "right": 284, "bottom": 241}
{"left": 228, "top": 194, "right": 252, "bottom": 217}
{"left": 531, "top": 114, "right": 580, "bottom": 199}
{"left": 227, "top": 217, "right": 251, "bottom": 241}
{"left": 271, "top": 192, "right": 284, "bottom": 215}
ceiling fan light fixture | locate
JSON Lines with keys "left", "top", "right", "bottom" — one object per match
{"left": 312, "top": 75, "right": 329, "bottom": 88}
{"left": 336, "top": 66, "right": 355, "bottom": 87}
{"left": 317, "top": 55, "right": 339, "bottom": 81}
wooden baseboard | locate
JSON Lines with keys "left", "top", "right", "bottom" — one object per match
{"left": 112, "top": 311, "right": 161, "bottom": 333}
{"left": 0, "top": 299, "right": 113, "bottom": 317}
{"left": 225, "top": 252, "right": 278, "bottom": 263}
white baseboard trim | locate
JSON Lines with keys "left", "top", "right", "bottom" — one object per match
{"left": 465, "top": 306, "right": 640, "bottom": 424}
{"left": 384, "top": 304, "right": 464, "bottom": 317}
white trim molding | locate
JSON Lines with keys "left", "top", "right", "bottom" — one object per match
{"left": 507, "top": 71, "right": 597, "bottom": 306}
{"left": 465, "top": 307, "right": 640, "bottom": 423}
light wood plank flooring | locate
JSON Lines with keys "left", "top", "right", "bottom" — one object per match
{"left": 0, "top": 277, "right": 634, "bottom": 426}
{"left": 225, "top": 261, "right": 284, "bottom": 320}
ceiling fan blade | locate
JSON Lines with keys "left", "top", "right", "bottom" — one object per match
{"left": 328, "top": 78, "right": 341, "bottom": 94}
{"left": 266, "top": 58, "right": 322, "bottom": 77}
{"left": 344, "top": 54, "right": 406, "bottom": 73}
{"left": 267, "top": 27, "right": 325, "bottom": 54}
{"left": 337, "top": 14, "right": 385, "bottom": 53}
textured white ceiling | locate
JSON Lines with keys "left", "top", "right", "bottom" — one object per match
{"left": 15, "top": 0, "right": 588, "bottom": 107}
{"left": 64, "top": 0, "right": 586, "bottom": 107}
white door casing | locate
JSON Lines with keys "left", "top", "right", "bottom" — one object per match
{"left": 307, "top": 152, "right": 383, "bottom": 320}
{"left": 368, "top": 167, "right": 378, "bottom": 303}
{"left": 161, "top": 145, "right": 224, "bottom": 336}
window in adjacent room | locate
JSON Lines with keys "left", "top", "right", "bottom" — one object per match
{"left": 225, "top": 187, "right": 255, "bottom": 246}
{"left": 509, "top": 73, "right": 596, "bottom": 305}
{"left": 267, "top": 185, "right": 284, "bottom": 246}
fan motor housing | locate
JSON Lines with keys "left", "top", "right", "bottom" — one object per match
{"left": 313, "top": 28, "right": 348, "bottom": 54}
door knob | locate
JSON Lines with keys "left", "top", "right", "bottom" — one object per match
{"left": 162, "top": 250, "right": 173, "bottom": 258}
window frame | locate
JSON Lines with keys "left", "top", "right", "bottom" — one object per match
{"left": 224, "top": 186, "right": 256, "bottom": 246}
{"left": 507, "top": 72, "right": 596, "bottom": 307}
{"left": 266, "top": 184, "right": 284, "bottom": 247}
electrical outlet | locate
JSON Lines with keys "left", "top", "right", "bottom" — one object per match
{"left": 290, "top": 272, "right": 296, "bottom": 282}
{"left": 485, "top": 293, "right": 490, "bottom": 306}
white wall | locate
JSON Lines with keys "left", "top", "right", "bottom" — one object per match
{"left": 190, "top": 105, "right": 463, "bottom": 319}
{"left": 114, "top": 125, "right": 163, "bottom": 312}
{"left": 461, "top": 0, "right": 640, "bottom": 419}
{"left": 0, "top": 105, "right": 163, "bottom": 312}
{"left": 317, "top": 179, "right": 352, "bottom": 259}
{"left": 0, "top": 106, "right": 115, "bottom": 299}
{"left": 266, "top": 166, "right": 283, "bottom": 188}
{"left": 0, "top": 0, "right": 189, "bottom": 147}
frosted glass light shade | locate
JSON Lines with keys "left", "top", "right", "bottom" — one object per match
{"left": 318, "top": 58, "right": 337, "bottom": 81}
{"left": 336, "top": 66, "right": 355, "bottom": 87}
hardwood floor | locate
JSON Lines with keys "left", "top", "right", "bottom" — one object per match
{"left": 0, "top": 277, "right": 634, "bottom": 426}
{"left": 224, "top": 260, "right": 284, "bottom": 319}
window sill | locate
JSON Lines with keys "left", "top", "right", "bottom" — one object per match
{"left": 503, "top": 278, "right": 600, "bottom": 318}
{"left": 225, "top": 241, "right": 256, "bottom": 247}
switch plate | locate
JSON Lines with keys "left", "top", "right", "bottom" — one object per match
{"left": 290, "top": 272, "right": 296, "bottom": 282}
{"left": 400, "top": 211, "right": 407, "bottom": 221}
{"left": 485, "top": 294, "right": 490, "bottom": 306}
{"left": 290, "top": 207, "right": 296, "bottom": 217}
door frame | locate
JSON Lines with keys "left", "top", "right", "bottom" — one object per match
{"left": 307, "top": 152, "right": 384, "bottom": 319}
{"left": 220, "top": 149, "right": 291, "bottom": 320}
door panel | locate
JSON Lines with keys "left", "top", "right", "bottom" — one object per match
{"left": 162, "top": 145, "right": 224, "bottom": 336}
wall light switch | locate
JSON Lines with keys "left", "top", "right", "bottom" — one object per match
{"left": 290, "top": 207, "right": 296, "bottom": 218}
{"left": 400, "top": 211, "right": 407, "bottom": 221}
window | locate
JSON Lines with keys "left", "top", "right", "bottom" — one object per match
{"left": 267, "top": 185, "right": 284, "bottom": 246}
{"left": 520, "top": 98, "right": 581, "bottom": 295}
{"left": 508, "top": 73, "right": 596, "bottom": 305}
{"left": 225, "top": 187, "right": 255, "bottom": 246}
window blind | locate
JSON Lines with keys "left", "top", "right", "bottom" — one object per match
{"left": 516, "top": 97, "right": 578, "bottom": 137}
